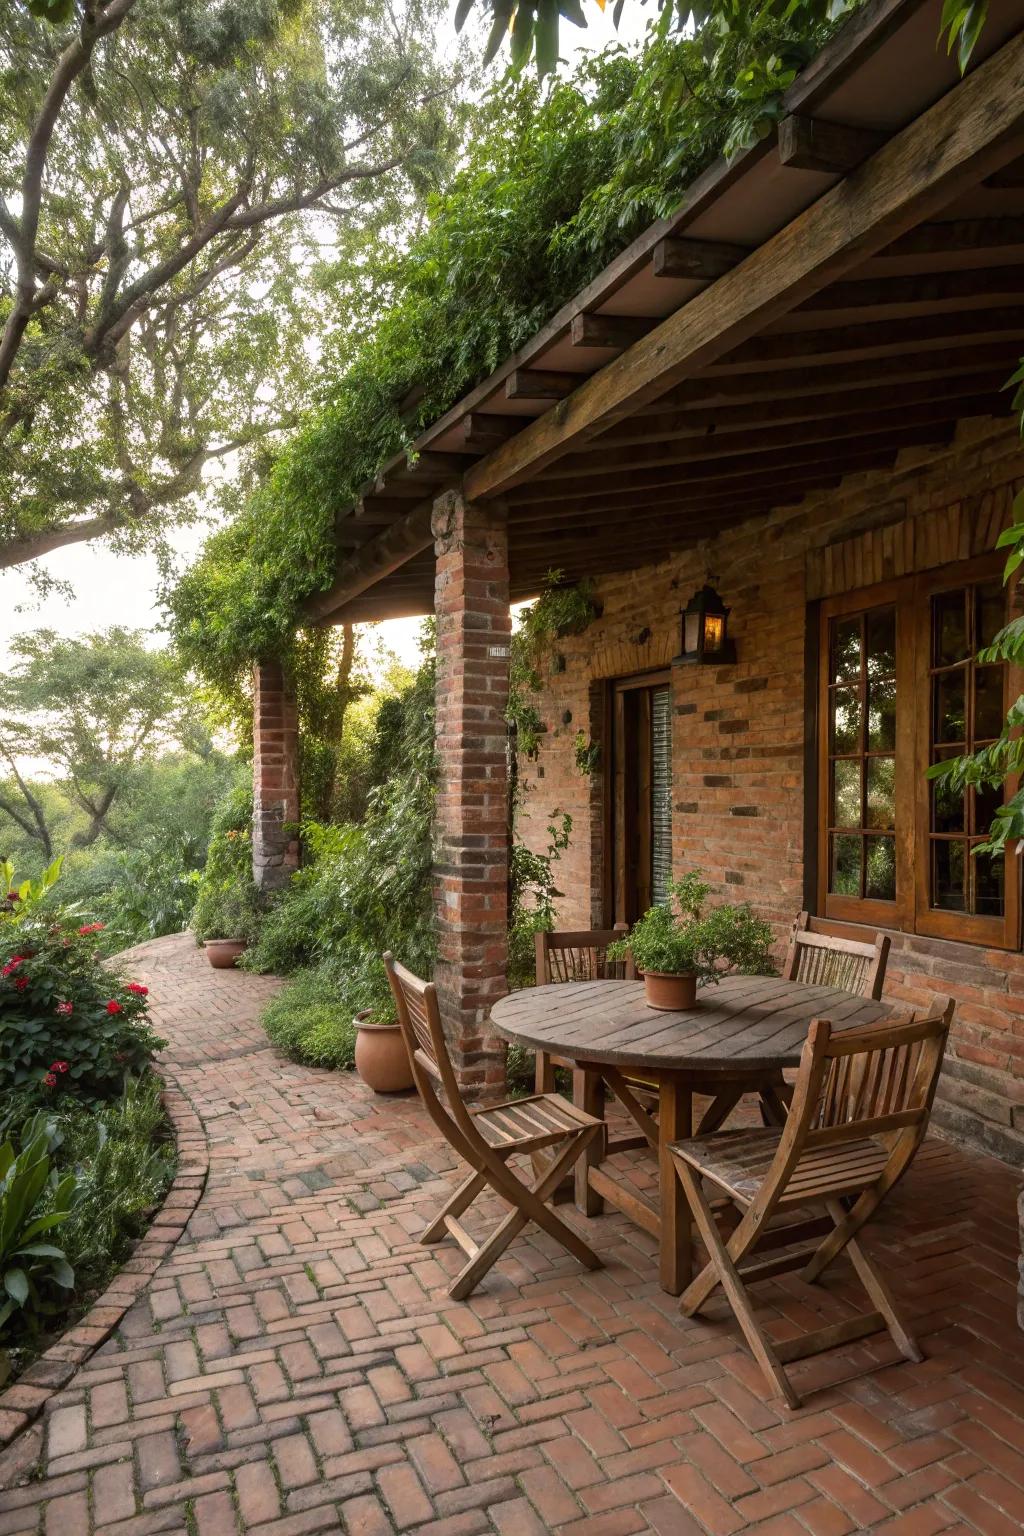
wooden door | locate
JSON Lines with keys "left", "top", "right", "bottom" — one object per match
{"left": 609, "top": 672, "right": 672, "bottom": 926}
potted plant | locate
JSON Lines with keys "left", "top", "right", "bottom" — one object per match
{"left": 353, "top": 975, "right": 413, "bottom": 1093}
{"left": 609, "top": 871, "right": 775, "bottom": 1011}
{"left": 191, "top": 827, "right": 262, "bottom": 968}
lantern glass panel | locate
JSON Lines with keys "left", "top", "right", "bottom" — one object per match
{"left": 703, "top": 613, "right": 724, "bottom": 653}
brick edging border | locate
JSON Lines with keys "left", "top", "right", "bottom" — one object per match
{"left": 0, "top": 1068, "right": 209, "bottom": 1454}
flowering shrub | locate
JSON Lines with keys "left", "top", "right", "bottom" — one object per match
{"left": 0, "top": 916, "right": 165, "bottom": 1103}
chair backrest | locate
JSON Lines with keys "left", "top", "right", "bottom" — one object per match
{"left": 536, "top": 927, "right": 635, "bottom": 986}
{"left": 752, "top": 1000, "right": 954, "bottom": 1224}
{"left": 383, "top": 952, "right": 485, "bottom": 1154}
{"left": 782, "top": 912, "right": 890, "bottom": 1001}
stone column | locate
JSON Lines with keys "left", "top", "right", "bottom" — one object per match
{"left": 432, "top": 490, "right": 511, "bottom": 1100}
{"left": 252, "top": 659, "right": 300, "bottom": 891}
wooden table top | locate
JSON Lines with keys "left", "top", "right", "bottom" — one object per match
{"left": 490, "top": 975, "right": 895, "bottom": 1075}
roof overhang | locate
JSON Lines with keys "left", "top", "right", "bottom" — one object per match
{"left": 307, "top": 0, "right": 1024, "bottom": 627}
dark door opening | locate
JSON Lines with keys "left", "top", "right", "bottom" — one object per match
{"left": 608, "top": 672, "right": 672, "bottom": 926}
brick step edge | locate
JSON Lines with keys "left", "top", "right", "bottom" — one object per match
{"left": 0, "top": 1067, "right": 209, "bottom": 1455}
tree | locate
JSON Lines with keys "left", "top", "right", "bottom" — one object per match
{"left": 1, "top": 0, "right": 458, "bottom": 571}
{"left": 0, "top": 626, "right": 197, "bottom": 858}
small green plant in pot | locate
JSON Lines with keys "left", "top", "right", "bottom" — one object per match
{"left": 609, "top": 871, "right": 775, "bottom": 1011}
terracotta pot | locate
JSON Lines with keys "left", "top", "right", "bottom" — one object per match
{"left": 205, "top": 939, "right": 247, "bottom": 970}
{"left": 353, "top": 1010, "right": 414, "bottom": 1093}
{"left": 643, "top": 970, "right": 697, "bottom": 1011}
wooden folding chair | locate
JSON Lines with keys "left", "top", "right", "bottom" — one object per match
{"left": 783, "top": 912, "right": 891, "bottom": 1000}
{"left": 668, "top": 1000, "right": 954, "bottom": 1408}
{"left": 533, "top": 927, "right": 634, "bottom": 1093}
{"left": 384, "top": 953, "right": 604, "bottom": 1301}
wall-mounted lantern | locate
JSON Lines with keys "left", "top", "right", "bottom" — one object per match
{"left": 675, "top": 584, "right": 736, "bottom": 666}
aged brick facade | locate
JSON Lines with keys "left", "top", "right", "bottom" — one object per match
{"left": 515, "top": 417, "right": 1024, "bottom": 1166}
{"left": 432, "top": 491, "right": 511, "bottom": 1097}
{"left": 252, "top": 659, "right": 300, "bottom": 891}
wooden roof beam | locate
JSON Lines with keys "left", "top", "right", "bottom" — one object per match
{"left": 652, "top": 237, "right": 749, "bottom": 280}
{"left": 570, "top": 312, "right": 654, "bottom": 350}
{"left": 505, "top": 368, "right": 580, "bottom": 401}
{"left": 881, "top": 216, "right": 1024, "bottom": 259}
{"left": 778, "top": 113, "right": 886, "bottom": 174}
{"left": 462, "top": 29, "right": 1024, "bottom": 503}
{"left": 304, "top": 501, "right": 434, "bottom": 624}
{"left": 461, "top": 413, "right": 518, "bottom": 452}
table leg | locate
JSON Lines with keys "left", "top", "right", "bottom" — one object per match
{"left": 573, "top": 1066, "right": 604, "bottom": 1217}
{"left": 659, "top": 1076, "right": 692, "bottom": 1295}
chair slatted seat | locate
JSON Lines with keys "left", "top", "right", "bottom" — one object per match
{"left": 384, "top": 953, "right": 604, "bottom": 1301}
{"left": 668, "top": 999, "right": 954, "bottom": 1409}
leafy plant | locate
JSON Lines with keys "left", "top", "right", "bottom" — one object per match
{"left": 609, "top": 871, "right": 775, "bottom": 984}
{"left": 0, "top": 1113, "right": 76, "bottom": 1337}
{"left": 191, "top": 786, "right": 263, "bottom": 944}
{"left": 510, "top": 572, "right": 599, "bottom": 759}
{"left": 1, "top": 857, "right": 63, "bottom": 922}
{"left": 508, "top": 813, "right": 572, "bottom": 989}
{"left": 261, "top": 969, "right": 358, "bottom": 1071}
{"left": 0, "top": 912, "right": 165, "bottom": 1102}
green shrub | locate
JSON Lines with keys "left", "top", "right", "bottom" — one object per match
{"left": 0, "top": 1113, "right": 76, "bottom": 1339}
{"left": 261, "top": 969, "right": 357, "bottom": 1071}
{"left": 1, "top": 911, "right": 166, "bottom": 1103}
{"left": 191, "top": 783, "right": 263, "bottom": 943}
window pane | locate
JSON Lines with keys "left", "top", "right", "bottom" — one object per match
{"left": 831, "top": 687, "right": 862, "bottom": 754}
{"left": 977, "top": 581, "right": 1005, "bottom": 651}
{"left": 865, "top": 608, "right": 895, "bottom": 677}
{"left": 934, "top": 670, "right": 966, "bottom": 744}
{"left": 973, "top": 779, "right": 1002, "bottom": 839}
{"left": 830, "top": 834, "right": 861, "bottom": 897}
{"left": 831, "top": 618, "right": 861, "bottom": 682}
{"left": 832, "top": 759, "right": 861, "bottom": 827}
{"left": 932, "top": 840, "right": 966, "bottom": 911}
{"left": 865, "top": 757, "right": 895, "bottom": 829}
{"left": 865, "top": 837, "right": 896, "bottom": 900}
{"left": 934, "top": 590, "right": 968, "bottom": 665}
{"left": 973, "top": 850, "right": 1005, "bottom": 916}
{"left": 867, "top": 677, "right": 896, "bottom": 751}
{"left": 974, "top": 665, "right": 1003, "bottom": 741}
{"left": 932, "top": 756, "right": 965, "bottom": 834}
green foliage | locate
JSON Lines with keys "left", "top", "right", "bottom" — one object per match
{"left": 0, "top": 1113, "right": 76, "bottom": 1338}
{"left": 609, "top": 871, "right": 775, "bottom": 984}
{"left": 170, "top": 7, "right": 851, "bottom": 686}
{"left": 190, "top": 785, "right": 262, "bottom": 943}
{"left": 1, "top": 857, "right": 63, "bottom": 920}
{"left": 92, "top": 838, "right": 203, "bottom": 952}
{"left": 261, "top": 969, "right": 358, "bottom": 1071}
{"left": 2, "top": 0, "right": 458, "bottom": 571}
{"left": 0, "top": 907, "right": 165, "bottom": 1102}
{"left": 250, "top": 654, "right": 437, "bottom": 1060}
{"left": 510, "top": 572, "right": 599, "bottom": 758}
{"left": 508, "top": 813, "right": 572, "bottom": 990}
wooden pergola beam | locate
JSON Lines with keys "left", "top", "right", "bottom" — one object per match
{"left": 304, "top": 502, "right": 434, "bottom": 623}
{"left": 778, "top": 113, "right": 886, "bottom": 174}
{"left": 463, "top": 29, "right": 1024, "bottom": 503}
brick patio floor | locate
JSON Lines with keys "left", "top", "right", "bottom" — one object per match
{"left": 3, "top": 932, "right": 1024, "bottom": 1535}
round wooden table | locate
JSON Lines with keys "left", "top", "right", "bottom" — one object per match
{"left": 490, "top": 975, "right": 894, "bottom": 1294}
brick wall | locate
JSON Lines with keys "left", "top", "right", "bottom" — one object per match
{"left": 252, "top": 660, "right": 300, "bottom": 891}
{"left": 515, "top": 417, "right": 1024, "bottom": 1164}
{"left": 432, "top": 491, "right": 511, "bottom": 1099}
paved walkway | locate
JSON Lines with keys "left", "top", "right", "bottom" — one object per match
{"left": 2, "top": 932, "right": 1024, "bottom": 1535}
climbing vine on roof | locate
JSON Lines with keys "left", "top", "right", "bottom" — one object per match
{"left": 168, "top": 3, "right": 860, "bottom": 694}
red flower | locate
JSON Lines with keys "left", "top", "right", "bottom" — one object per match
{"left": 127, "top": 982, "right": 148, "bottom": 996}
{"left": 50, "top": 1061, "right": 69, "bottom": 1073}
{"left": 2, "top": 956, "right": 25, "bottom": 976}
{"left": 56, "top": 1001, "right": 73, "bottom": 1017}
{"left": 7, "top": 890, "right": 19, "bottom": 901}
{"left": 13, "top": 975, "right": 28, "bottom": 991}
{"left": 43, "top": 1072, "right": 57, "bottom": 1088}
{"left": 106, "top": 999, "right": 123, "bottom": 1015}
{"left": 78, "top": 922, "right": 105, "bottom": 935}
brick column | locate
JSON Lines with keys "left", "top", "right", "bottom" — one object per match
{"left": 252, "top": 659, "right": 300, "bottom": 891}
{"left": 432, "top": 490, "right": 511, "bottom": 1100}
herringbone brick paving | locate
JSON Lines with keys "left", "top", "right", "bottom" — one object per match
{"left": 2, "top": 931, "right": 1022, "bottom": 1535}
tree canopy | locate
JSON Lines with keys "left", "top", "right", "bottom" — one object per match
{"left": 1, "top": 0, "right": 458, "bottom": 573}
{"left": 0, "top": 625, "right": 198, "bottom": 858}
{"left": 168, "top": 2, "right": 851, "bottom": 693}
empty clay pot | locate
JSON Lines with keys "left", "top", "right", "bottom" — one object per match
{"left": 353, "top": 1011, "right": 414, "bottom": 1093}
{"left": 205, "top": 939, "right": 247, "bottom": 969}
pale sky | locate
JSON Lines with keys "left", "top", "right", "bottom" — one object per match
{"left": 0, "top": 3, "right": 650, "bottom": 678}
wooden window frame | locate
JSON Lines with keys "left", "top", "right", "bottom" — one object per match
{"left": 816, "top": 556, "right": 1020, "bottom": 950}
